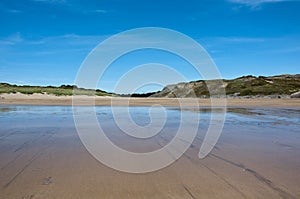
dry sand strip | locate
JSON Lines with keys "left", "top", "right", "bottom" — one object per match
{"left": 1, "top": 93, "right": 300, "bottom": 107}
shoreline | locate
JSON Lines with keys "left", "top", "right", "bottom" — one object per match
{"left": 1, "top": 93, "right": 300, "bottom": 107}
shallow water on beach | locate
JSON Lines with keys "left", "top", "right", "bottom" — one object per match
{"left": 0, "top": 105, "right": 300, "bottom": 199}
{"left": 1, "top": 105, "right": 299, "bottom": 135}
{"left": 1, "top": 105, "right": 299, "bottom": 125}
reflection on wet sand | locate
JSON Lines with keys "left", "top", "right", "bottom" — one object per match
{"left": 0, "top": 106, "right": 299, "bottom": 198}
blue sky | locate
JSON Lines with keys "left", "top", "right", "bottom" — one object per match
{"left": 0, "top": 0, "right": 299, "bottom": 93}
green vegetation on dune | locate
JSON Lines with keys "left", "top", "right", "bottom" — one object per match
{"left": 225, "top": 75, "right": 300, "bottom": 96}
{"left": 151, "top": 74, "right": 300, "bottom": 98}
{"left": 0, "top": 83, "right": 113, "bottom": 96}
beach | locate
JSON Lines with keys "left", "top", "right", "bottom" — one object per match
{"left": 2, "top": 0, "right": 299, "bottom": 198}
{"left": 0, "top": 104, "right": 299, "bottom": 199}
{"left": 1, "top": 93, "right": 300, "bottom": 107}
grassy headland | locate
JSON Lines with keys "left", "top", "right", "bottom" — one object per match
{"left": 0, "top": 83, "right": 113, "bottom": 96}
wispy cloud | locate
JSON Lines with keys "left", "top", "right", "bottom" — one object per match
{"left": 228, "top": 0, "right": 296, "bottom": 7}
{"left": 31, "top": 0, "right": 67, "bottom": 4}
{"left": 0, "top": 33, "right": 109, "bottom": 56}
{"left": 197, "top": 36, "right": 266, "bottom": 55}
{"left": 79, "top": 9, "right": 110, "bottom": 15}
{"left": 265, "top": 46, "right": 300, "bottom": 54}
{"left": 31, "top": 0, "right": 109, "bottom": 14}
{"left": 0, "top": 33, "right": 107, "bottom": 46}
{"left": 93, "top": 9, "right": 108, "bottom": 14}
{"left": 198, "top": 35, "right": 300, "bottom": 59}
{"left": 0, "top": 2, "right": 23, "bottom": 14}
{"left": 213, "top": 36, "right": 265, "bottom": 43}
{"left": 198, "top": 36, "right": 265, "bottom": 48}
{"left": 1, "top": 1, "right": 109, "bottom": 16}
{"left": 0, "top": 32, "right": 23, "bottom": 45}
{"left": 5, "top": 9, "right": 22, "bottom": 13}
{"left": 34, "top": 34, "right": 109, "bottom": 46}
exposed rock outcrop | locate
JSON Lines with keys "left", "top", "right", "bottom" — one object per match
{"left": 291, "top": 91, "right": 300, "bottom": 98}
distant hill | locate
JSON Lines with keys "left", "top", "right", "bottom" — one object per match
{"left": 0, "top": 83, "right": 112, "bottom": 96}
{"left": 150, "top": 74, "right": 300, "bottom": 98}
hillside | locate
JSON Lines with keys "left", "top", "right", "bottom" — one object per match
{"left": 151, "top": 74, "right": 300, "bottom": 98}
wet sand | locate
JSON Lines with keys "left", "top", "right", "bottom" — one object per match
{"left": 0, "top": 106, "right": 300, "bottom": 199}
